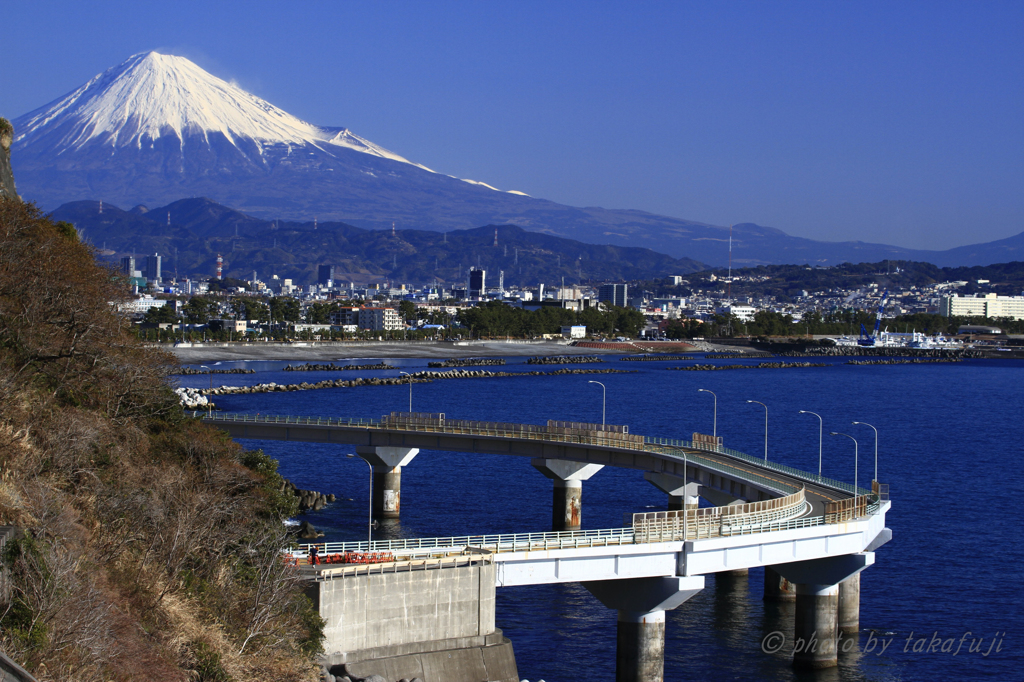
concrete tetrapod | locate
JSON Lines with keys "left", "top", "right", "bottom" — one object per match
{"left": 531, "top": 459, "right": 603, "bottom": 531}
{"left": 772, "top": 553, "right": 874, "bottom": 669}
{"left": 584, "top": 576, "right": 705, "bottom": 682}
{"left": 355, "top": 446, "right": 419, "bottom": 519}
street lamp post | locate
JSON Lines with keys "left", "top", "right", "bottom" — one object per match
{"left": 698, "top": 389, "right": 717, "bottom": 438}
{"left": 798, "top": 410, "right": 824, "bottom": 479}
{"left": 347, "top": 454, "right": 373, "bottom": 548}
{"left": 199, "top": 365, "right": 213, "bottom": 416}
{"left": 588, "top": 381, "right": 606, "bottom": 426}
{"left": 830, "top": 432, "right": 859, "bottom": 495}
{"left": 747, "top": 400, "right": 768, "bottom": 461}
{"left": 852, "top": 421, "right": 878, "bottom": 484}
{"left": 399, "top": 371, "right": 413, "bottom": 413}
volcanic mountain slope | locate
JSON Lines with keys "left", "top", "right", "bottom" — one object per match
{"left": 12, "top": 52, "right": 1023, "bottom": 267}
{"left": 52, "top": 197, "right": 706, "bottom": 285}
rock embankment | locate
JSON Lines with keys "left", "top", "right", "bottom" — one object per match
{"left": 671, "top": 362, "right": 827, "bottom": 371}
{"left": 526, "top": 355, "right": 603, "bottom": 365}
{"left": 175, "top": 367, "right": 256, "bottom": 375}
{"left": 703, "top": 351, "right": 775, "bottom": 359}
{"left": 284, "top": 362, "right": 396, "bottom": 371}
{"left": 427, "top": 358, "right": 506, "bottom": 367}
{"left": 778, "top": 347, "right": 982, "bottom": 359}
{"left": 175, "top": 387, "right": 211, "bottom": 408}
{"left": 201, "top": 367, "right": 635, "bottom": 396}
{"left": 282, "top": 478, "right": 336, "bottom": 512}
{"left": 846, "top": 358, "right": 963, "bottom": 365}
{"left": 620, "top": 355, "right": 692, "bottom": 362}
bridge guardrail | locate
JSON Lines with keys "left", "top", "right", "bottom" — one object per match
{"left": 632, "top": 488, "right": 808, "bottom": 542}
{"left": 200, "top": 412, "right": 868, "bottom": 500}
{"left": 296, "top": 526, "right": 636, "bottom": 557}
{"left": 644, "top": 436, "right": 871, "bottom": 496}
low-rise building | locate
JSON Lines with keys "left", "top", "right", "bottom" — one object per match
{"left": 939, "top": 293, "right": 1024, "bottom": 320}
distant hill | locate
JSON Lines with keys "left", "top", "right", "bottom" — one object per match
{"left": 14, "top": 51, "right": 1023, "bottom": 268}
{"left": 52, "top": 197, "right": 707, "bottom": 285}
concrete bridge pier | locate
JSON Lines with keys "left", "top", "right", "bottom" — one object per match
{"left": 773, "top": 553, "right": 874, "bottom": 669}
{"left": 643, "top": 472, "right": 700, "bottom": 511}
{"left": 763, "top": 566, "right": 796, "bottom": 601}
{"left": 531, "top": 459, "right": 603, "bottom": 530}
{"left": 838, "top": 574, "right": 861, "bottom": 633}
{"left": 355, "top": 447, "right": 419, "bottom": 519}
{"left": 584, "top": 576, "right": 705, "bottom": 682}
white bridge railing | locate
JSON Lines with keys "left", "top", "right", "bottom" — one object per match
{"left": 632, "top": 488, "right": 809, "bottom": 542}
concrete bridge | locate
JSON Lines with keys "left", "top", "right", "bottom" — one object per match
{"left": 200, "top": 411, "right": 891, "bottom": 682}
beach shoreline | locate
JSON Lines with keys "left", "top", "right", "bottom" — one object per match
{"left": 167, "top": 339, "right": 632, "bottom": 363}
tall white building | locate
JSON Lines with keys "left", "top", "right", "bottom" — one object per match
{"left": 939, "top": 293, "right": 1024, "bottom": 320}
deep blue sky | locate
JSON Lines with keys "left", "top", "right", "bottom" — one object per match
{"left": 3, "top": 1, "right": 1022, "bottom": 250}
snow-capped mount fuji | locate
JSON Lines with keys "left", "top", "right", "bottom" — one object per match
{"left": 15, "top": 51, "right": 436, "bottom": 175}
{"left": 12, "top": 51, "right": 1008, "bottom": 267}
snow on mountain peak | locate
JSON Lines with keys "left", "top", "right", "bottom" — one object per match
{"left": 14, "top": 51, "right": 426, "bottom": 168}
{"left": 13, "top": 51, "right": 536, "bottom": 194}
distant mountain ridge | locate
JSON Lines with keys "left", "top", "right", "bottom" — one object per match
{"left": 51, "top": 197, "right": 706, "bottom": 285}
{"left": 11, "top": 52, "right": 1024, "bottom": 267}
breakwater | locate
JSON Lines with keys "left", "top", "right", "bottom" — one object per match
{"left": 702, "top": 351, "right": 775, "bottom": 359}
{"left": 846, "top": 358, "right": 963, "bottom": 365}
{"left": 670, "top": 362, "right": 828, "bottom": 371}
{"left": 284, "top": 362, "right": 397, "bottom": 371}
{"left": 175, "top": 367, "right": 256, "bottom": 375}
{"left": 526, "top": 355, "right": 603, "bottom": 365}
{"left": 201, "top": 367, "right": 635, "bottom": 396}
{"left": 775, "top": 347, "right": 983, "bottom": 359}
{"left": 427, "top": 358, "right": 506, "bottom": 367}
{"left": 620, "top": 355, "right": 692, "bottom": 362}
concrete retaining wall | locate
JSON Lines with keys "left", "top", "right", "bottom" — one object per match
{"left": 309, "top": 560, "right": 496, "bottom": 655}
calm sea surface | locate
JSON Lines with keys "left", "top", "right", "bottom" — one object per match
{"left": 179, "top": 355, "right": 1024, "bottom": 681}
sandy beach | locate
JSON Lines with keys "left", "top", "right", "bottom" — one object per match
{"left": 168, "top": 339, "right": 625, "bottom": 363}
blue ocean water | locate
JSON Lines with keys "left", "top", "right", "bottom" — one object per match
{"left": 179, "top": 356, "right": 1024, "bottom": 681}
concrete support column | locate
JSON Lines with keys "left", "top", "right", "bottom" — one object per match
{"left": 371, "top": 467, "right": 402, "bottom": 518}
{"left": 838, "top": 573, "right": 861, "bottom": 633}
{"left": 552, "top": 480, "right": 583, "bottom": 530}
{"left": 771, "top": 552, "right": 874, "bottom": 670}
{"left": 644, "top": 472, "right": 700, "bottom": 512}
{"left": 793, "top": 583, "right": 839, "bottom": 669}
{"left": 532, "top": 459, "right": 603, "bottom": 531}
{"left": 616, "top": 611, "right": 666, "bottom": 682}
{"left": 356, "top": 447, "right": 419, "bottom": 519}
{"left": 764, "top": 566, "right": 796, "bottom": 602}
{"left": 584, "top": 576, "right": 705, "bottom": 682}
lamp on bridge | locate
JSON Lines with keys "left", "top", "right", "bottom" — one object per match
{"left": 852, "top": 421, "right": 878, "bottom": 484}
{"left": 399, "top": 371, "right": 413, "bottom": 413}
{"left": 588, "top": 380, "right": 606, "bottom": 426}
{"left": 798, "top": 410, "right": 824, "bottom": 480}
{"left": 830, "top": 432, "right": 859, "bottom": 494}
{"left": 746, "top": 400, "right": 768, "bottom": 461}
{"left": 698, "top": 388, "right": 717, "bottom": 438}
{"left": 347, "top": 453, "right": 374, "bottom": 548}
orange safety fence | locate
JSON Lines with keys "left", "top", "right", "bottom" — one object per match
{"left": 283, "top": 550, "right": 395, "bottom": 566}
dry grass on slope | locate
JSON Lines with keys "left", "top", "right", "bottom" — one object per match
{"left": 0, "top": 200, "right": 320, "bottom": 681}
